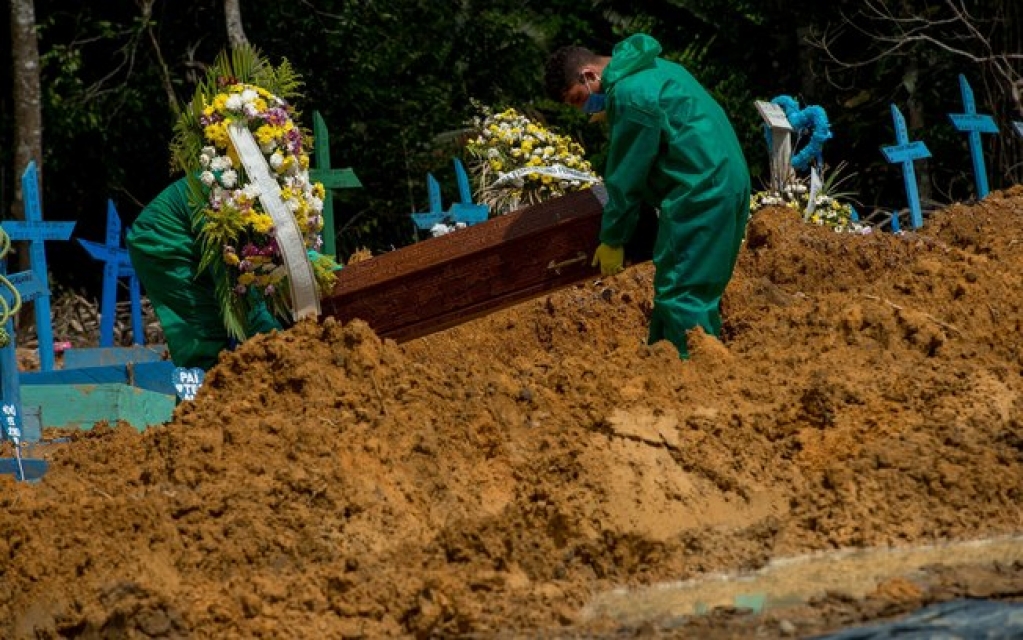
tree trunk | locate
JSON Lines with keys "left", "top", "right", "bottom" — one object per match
{"left": 10, "top": 0, "right": 42, "bottom": 290}
{"left": 10, "top": 0, "right": 43, "bottom": 223}
{"left": 224, "top": 0, "right": 249, "bottom": 48}
{"left": 902, "top": 58, "right": 933, "bottom": 206}
{"left": 795, "top": 26, "right": 817, "bottom": 102}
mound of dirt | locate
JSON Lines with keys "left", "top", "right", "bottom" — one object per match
{"left": 2, "top": 188, "right": 1022, "bottom": 638}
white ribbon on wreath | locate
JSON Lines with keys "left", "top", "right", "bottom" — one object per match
{"left": 490, "top": 164, "right": 603, "bottom": 189}
{"left": 227, "top": 122, "right": 321, "bottom": 320}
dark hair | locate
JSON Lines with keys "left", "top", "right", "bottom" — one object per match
{"left": 544, "top": 46, "right": 601, "bottom": 102}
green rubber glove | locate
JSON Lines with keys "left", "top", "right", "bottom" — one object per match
{"left": 591, "top": 243, "right": 625, "bottom": 276}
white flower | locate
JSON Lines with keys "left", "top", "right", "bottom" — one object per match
{"left": 210, "top": 156, "right": 232, "bottom": 171}
{"left": 225, "top": 94, "right": 244, "bottom": 112}
{"left": 270, "top": 152, "right": 284, "bottom": 170}
{"left": 243, "top": 103, "right": 260, "bottom": 118}
{"left": 242, "top": 184, "right": 261, "bottom": 200}
{"left": 200, "top": 171, "right": 217, "bottom": 187}
{"left": 309, "top": 196, "right": 324, "bottom": 213}
{"left": 221, "top": 169, "right": 238, "bottom": 189}
{"left": 260, "top": 140, "right": 277, "bottom": 154}
{"left": 241, "top": 88, "right": 258, "bottom": 103}
{"left": 487, "top": 148, "right": 500, "bottom": 159}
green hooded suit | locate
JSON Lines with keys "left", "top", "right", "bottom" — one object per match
{"left": 600, "top": 33, "right": 750, "bottom": 357}
{"left": 126, "top": 178, "right": 282, "bottom": 370}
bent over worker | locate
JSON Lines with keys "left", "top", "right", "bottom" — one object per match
{"left": 126, "top": 178, "right": 282, "bottom": 370}
{"left": 544, "top": 33, "right": 750, "bottom": 358}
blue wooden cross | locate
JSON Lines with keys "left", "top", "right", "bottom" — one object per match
{"left": 2, "top": 162, "right": 77, "bottom": 371}
{"left": 411, "top": 159, "right": 489, "bottom": 231}
{"left": 450, "top": 158, "right": 489, "bottom": 225}
{"left": 881, "top": 105, "right": 931, "bottom": 230}
{"left": 0, "top": 252, "right": 49, "bottom": 447}
{"left": 947, "top": 74, "right": 999, "bottom": 199}
{"left": 308, "top": 111, "right": 363, "bottom": 259}
{"left": 78, "top": 200, "right": 143, "bottom": 347}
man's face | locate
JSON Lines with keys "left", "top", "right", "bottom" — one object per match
{"left": 562, "top": 70, "right": 600, "bottom": 111}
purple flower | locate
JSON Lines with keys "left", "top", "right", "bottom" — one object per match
{"left": 265, "top": 107, "right": 289, "bottom": 126}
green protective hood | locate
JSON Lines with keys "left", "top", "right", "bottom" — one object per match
{"left": 602, "top": 33, "right": 662, "bottom": 88}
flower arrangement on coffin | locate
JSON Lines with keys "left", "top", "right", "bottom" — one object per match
{"left": 170, "top": 46, "right": 340, "bottom": 340}
{"left": 750, "top": 95, "right": 868, "bottom": 234}
{"left": 463, "top": 102, "right": 601, "bottom": 217}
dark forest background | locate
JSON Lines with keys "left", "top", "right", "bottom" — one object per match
{"left": 3, "top": 0, "right": 1021, "bottom": 296}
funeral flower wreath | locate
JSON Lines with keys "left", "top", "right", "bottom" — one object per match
{"left": 170, "top": 46, "right": 340, "bottom": 341}
{"left": 464, "top": 102, "right": 601, "bottom": 217}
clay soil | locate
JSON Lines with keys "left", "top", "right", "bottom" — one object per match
{"left": 2, "top": 189, "right": 1023, "bottom": 639}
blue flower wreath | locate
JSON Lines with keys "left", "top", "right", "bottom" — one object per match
{"left": 771, "top": 95, "right": 832, "bottom": 172}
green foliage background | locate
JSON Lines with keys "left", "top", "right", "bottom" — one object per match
{"left": 1, "top": 0, "right": 1020, "bottom": 293}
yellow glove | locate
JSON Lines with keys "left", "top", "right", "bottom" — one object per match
{"left": 591, "top": 243, "right": 624, "bottom": 276}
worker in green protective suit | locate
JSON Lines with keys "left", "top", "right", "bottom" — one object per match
{"left": 544, "top": 33, "right": 750, "bottom": 358}
{"left": 126, "top": 178, "right": 283, "bottom": 370}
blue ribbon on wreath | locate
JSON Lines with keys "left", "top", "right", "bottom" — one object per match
{"left": 771, "top": 95, "right": 832, "bottom": 172}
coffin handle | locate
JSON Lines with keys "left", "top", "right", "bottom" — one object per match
{"left": 546, "top": 251, "right": 588, "bottom": 275}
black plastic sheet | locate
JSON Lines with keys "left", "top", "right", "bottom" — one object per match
{"left": 813, "top": 599, "right": 1023, "bottom": 639}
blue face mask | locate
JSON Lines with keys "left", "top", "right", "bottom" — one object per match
{"left": 583, "top": 92, "right": 606, "bottom": 114}
{"left": 580, "top": 74, "right": 606, "bottom": 114}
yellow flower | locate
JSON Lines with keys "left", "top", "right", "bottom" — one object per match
{"left": 226, "top": 144, "right": 240, "bottom": 169}
{"left": 204, "top": 121, "right": 230, "bottom": 148}
{"left": 256, "top": 124, "right": 280, "bottom": 147}
{"left": 238, "top": 272, "right": 255, "bottom": 286}
{"left": 251, "top": 214, "right": 274, "bottom": 234}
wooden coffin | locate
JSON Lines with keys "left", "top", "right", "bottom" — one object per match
{"left": 322, "top": 185, "right": 650, "bottom": 342}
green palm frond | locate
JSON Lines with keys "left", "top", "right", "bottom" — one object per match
{"left": 229, "top": 45, "right": 266, "bottom": 85}
{"left": 211, "top": 258, "right": 247, "bottom": 342}
{"left": 256, "top": 57, "right": 304, "bottom": 101}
